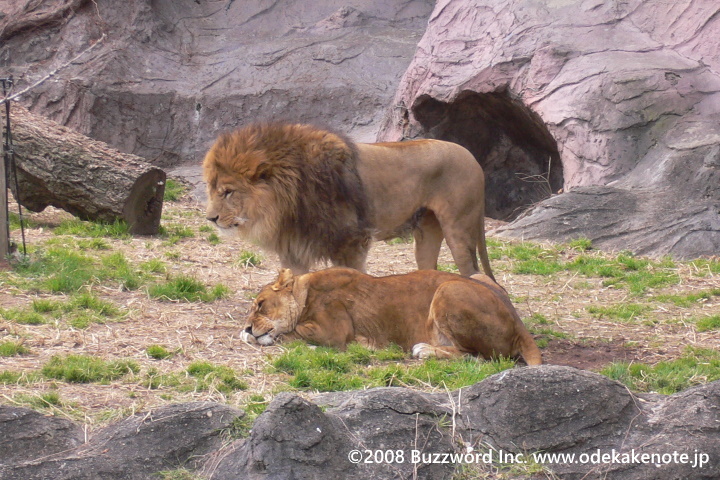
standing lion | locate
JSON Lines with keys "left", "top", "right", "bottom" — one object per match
{"left": 203, "top": 123, "right": 494, "bottom": 279}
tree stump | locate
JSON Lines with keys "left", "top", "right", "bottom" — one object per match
{"left": 6, "top": 105, "right": 165, "bottom": 235}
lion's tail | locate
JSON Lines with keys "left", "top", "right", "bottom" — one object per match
{"left": 477, "top": 215, "right": 495, "bottom": 282}
{"left": 517, "top": 327, "right": 543, "bottom": 366}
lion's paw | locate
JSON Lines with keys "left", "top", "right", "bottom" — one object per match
{"left": 240, "top": 329, "right": 258, "bottom": 344}
{"left": 412, "top": 343, "right": 435, "bottom": 359}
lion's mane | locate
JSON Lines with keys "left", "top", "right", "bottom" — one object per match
{"left": 203, "top": 123, "right": 372, "bottom": 268}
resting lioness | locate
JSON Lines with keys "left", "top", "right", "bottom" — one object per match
{"left": 241, "top": 268, "right": 542, "bottom": 365}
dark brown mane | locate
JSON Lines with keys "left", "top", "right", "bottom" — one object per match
{"left": 213, "top": 123, "right": 372, "bottom": 267}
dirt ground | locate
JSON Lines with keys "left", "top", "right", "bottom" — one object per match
{"left": 1, "top": 197, "right": 719, "bottom": 428}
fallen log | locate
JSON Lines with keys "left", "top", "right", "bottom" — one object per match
{"left": 5, "top": 104, "right": 165, "bottom": 235}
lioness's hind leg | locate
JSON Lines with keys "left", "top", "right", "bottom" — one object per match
{"left": 413, "top": 210, "right": 444, "bottom": 270}
{"left": 412, "top": 343, "right": 464, "bottom": 359}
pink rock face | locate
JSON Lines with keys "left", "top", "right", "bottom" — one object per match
{"left": 378, "top": 0, "right": 720, "bottom": 258}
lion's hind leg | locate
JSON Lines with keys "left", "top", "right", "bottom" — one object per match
{"left": 413, "top": 210, "right": 444, "bottom": 271}
{"left": 420, "top": 280, "right": 516, "bottom": 361}
{"left": 412, "top": 343, "right": 464, "bottom": 359}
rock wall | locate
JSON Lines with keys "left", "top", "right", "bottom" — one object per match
{"left": 0, "top": 0, "right": 433, "bottom": 166}
{"left": 3, "top": 366, "right": 719, "bottom": 479}
{"left": 378, "top": 0, "right": 720, "bottom": 258}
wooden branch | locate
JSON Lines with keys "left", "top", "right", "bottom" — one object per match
{"left": 6, "top": 104, "right": 166, "bottom": 235}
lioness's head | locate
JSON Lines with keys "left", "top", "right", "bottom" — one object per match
{"left": 244, "top": 269, "right": 308, "bottom": 346}
{"left": 202, "top": 127, "right": 292, "bottom": 242}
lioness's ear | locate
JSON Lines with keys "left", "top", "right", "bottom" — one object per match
{"left": 273, "top": 268, "right": 295, "bottom": 291}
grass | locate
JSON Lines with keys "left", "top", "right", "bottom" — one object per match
{"left": 271, "top": 342, "right": 515, "bottom": 392}
{"left": 154, "top": 469, "right": 203, "bottom": 480}
{"left": 148, "top": 275, "right": 229, "bottom": 302}
{"left": 586, "top": 303, "right": 650, "bottom": 323}
{"left": 54, "top": 218, "right": 131, "bottom": 239}
{"left": 0, "top": 307, "right": 47, "bottom": 325}
{"left": 41, "top": 355, "right": 140, "bottom": 383}
{"left": 186, "top": 361, "right": 248, "bottom": 393}
{"left": 10, "top": 247, "right": 144, "bottom": 293}
{"left": 655, "top": 289, "right": 720, "bottom": 308}
{"left": 601, "top": 347, "right": 720, "bottom": 394}
{"left": 237, "top": 250, "right": 263, "bottom": 268}
{"left": 159, "top": 224, "right": 195, "bottom": 245}
{"left": 146, "top": 344, "right": 174, "bottom": 360}
{"left": 163, "top": 178, "right": 187, "bottom": 202}
{"left": 0, "top": 341, "right": 30, "bottom": 356}
{"left": 695, "top": 315, "right": 720, "bottom": 332}
{"left": 2, "top": 293, "right": 124, "bottom": 330}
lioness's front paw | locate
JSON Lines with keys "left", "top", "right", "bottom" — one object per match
{"left": 240, "top": 329, "right": 258, "bottom": 344}
{"left": 412, "top": 343, "right": 434, "bottom": 359}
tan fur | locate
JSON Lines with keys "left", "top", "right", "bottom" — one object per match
{"left": 242, "top": 268, "right": 542, "bottom": 366}
{"left": 203, "top": 123, "right": 494, "bottom": 279}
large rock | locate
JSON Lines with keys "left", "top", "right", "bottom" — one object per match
{"left": 378, "top": 0, "right": 720, "bottom": 259}
{"left": 3, "top": 368, "right": 720, "bottom": 479}
{"left": 0, "top": 402, "right": 242, "bottom": 480}
{"left": 0, "top": 0, "right": 433, "bottom": 167}
{"left": 0, "top": 406, "right": 85, "bottom": 465}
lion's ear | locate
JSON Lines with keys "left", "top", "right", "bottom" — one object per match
{"left": 273, "top": 268, "right": 295, "bottom": 291}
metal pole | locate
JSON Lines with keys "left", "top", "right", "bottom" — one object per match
{"left": 1, "top": 78, "right": 11, "bottom": 268}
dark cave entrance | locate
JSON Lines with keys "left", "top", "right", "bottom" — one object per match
{"left": 412, "top": 90, "right": 563, "bottom": 221}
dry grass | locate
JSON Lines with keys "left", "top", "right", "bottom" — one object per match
{"left": 1, "top": 196, "right": 718, "bottom": 430}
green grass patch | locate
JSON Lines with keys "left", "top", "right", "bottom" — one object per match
{"left": 41, "top": 355, "right": 140, "bottom": 383}
{"left": 655, "top": 289, "right": 720, "bottom": 308}
{"left": 54, "top": 218, "right": 131, "bottom": 239}
{"left": 0, "top": 370, "right": 42, "bottom": 384}
{"left": 3, "top": 293, "right": 124, "bottom": 330}
{"left": 601, "top": 347, "right": 720, "bottom": 394}
{"left": 159, "top": 224, "right": 195, "bottom": 245}
{"left": 568, "top": 237, "right": 593, "bottom": 251}
{"left": 587, "top": 303, "right": 650, "bottom": 322}
{"left": 146, "top": 344, "right": 174, "bottom": 360}
{"left": 695, "top": 315, "right": 720, "bottom": 332}
{"left": 688, "top": 258, "right": 720, "bottom": 276}
{"left": 140, "top": 258, "right": 168, "bottom": 274}
{"left": 270, "top": 342, "right": 515, "bottom": 392}
{"left": 0, "top": 341, "right": 30, "bottom": 357}
{"left": 148, "top": 275, "right": 229, "bottom": 302}
{"left": 10, "top": 247, "right": 145, "bottom": 293}
{"left": 143, "top": 368, "right": 184, "bottom": 389}
{"left": 0, "top": 307, "right": 47, "bottom": 325}
{"left": 437, "top": 263, "right": 459, "bottom": 273}
{"left": 163, "top": 178, "right": 187, "bottom": 202}
{"left": 207, "top": 232, "right": 221, "bottom": 245}
{"left": 513, "top": 259, "right": 564, "bottom": 275}
{"left": 154, "top": 469, "right": 203, "bottom": 480}
{"left": 14, "top": 391, "right": 65, "bottom": 410}
{"left": 237, "top": 251, "right": 263, "bottom": 268}
{"left": 186, "top": 361, "right": 248, "bottom": 393}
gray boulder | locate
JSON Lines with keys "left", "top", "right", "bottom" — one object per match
{"left": 0, "top": 406, "right": 85, "bottom": 465}
{"left": 0, "top": 402, "right": 242, "bottom": 480}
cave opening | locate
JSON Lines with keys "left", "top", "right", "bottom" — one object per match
{"left": 412, "top": 90, "right": 563, "bottom": 221}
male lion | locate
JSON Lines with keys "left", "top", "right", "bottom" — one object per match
{"left": 203, "top": 123, "right": 494, "bottom": 279}
{"left": 241, "top": 268, "right": 542, "bottom": 366}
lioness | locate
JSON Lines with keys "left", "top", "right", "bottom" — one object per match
{"left": 203, "top": 123, "right": 494, "bottom": 279}
{"left": 241, "top": 268, "right": 542, "bottom": 365}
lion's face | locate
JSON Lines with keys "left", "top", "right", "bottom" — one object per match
{"left": 203, "top": 138, "right": 281, "bottom": 242}
{"left": 243, "top": 270, "right": 304, "bottom": 346}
